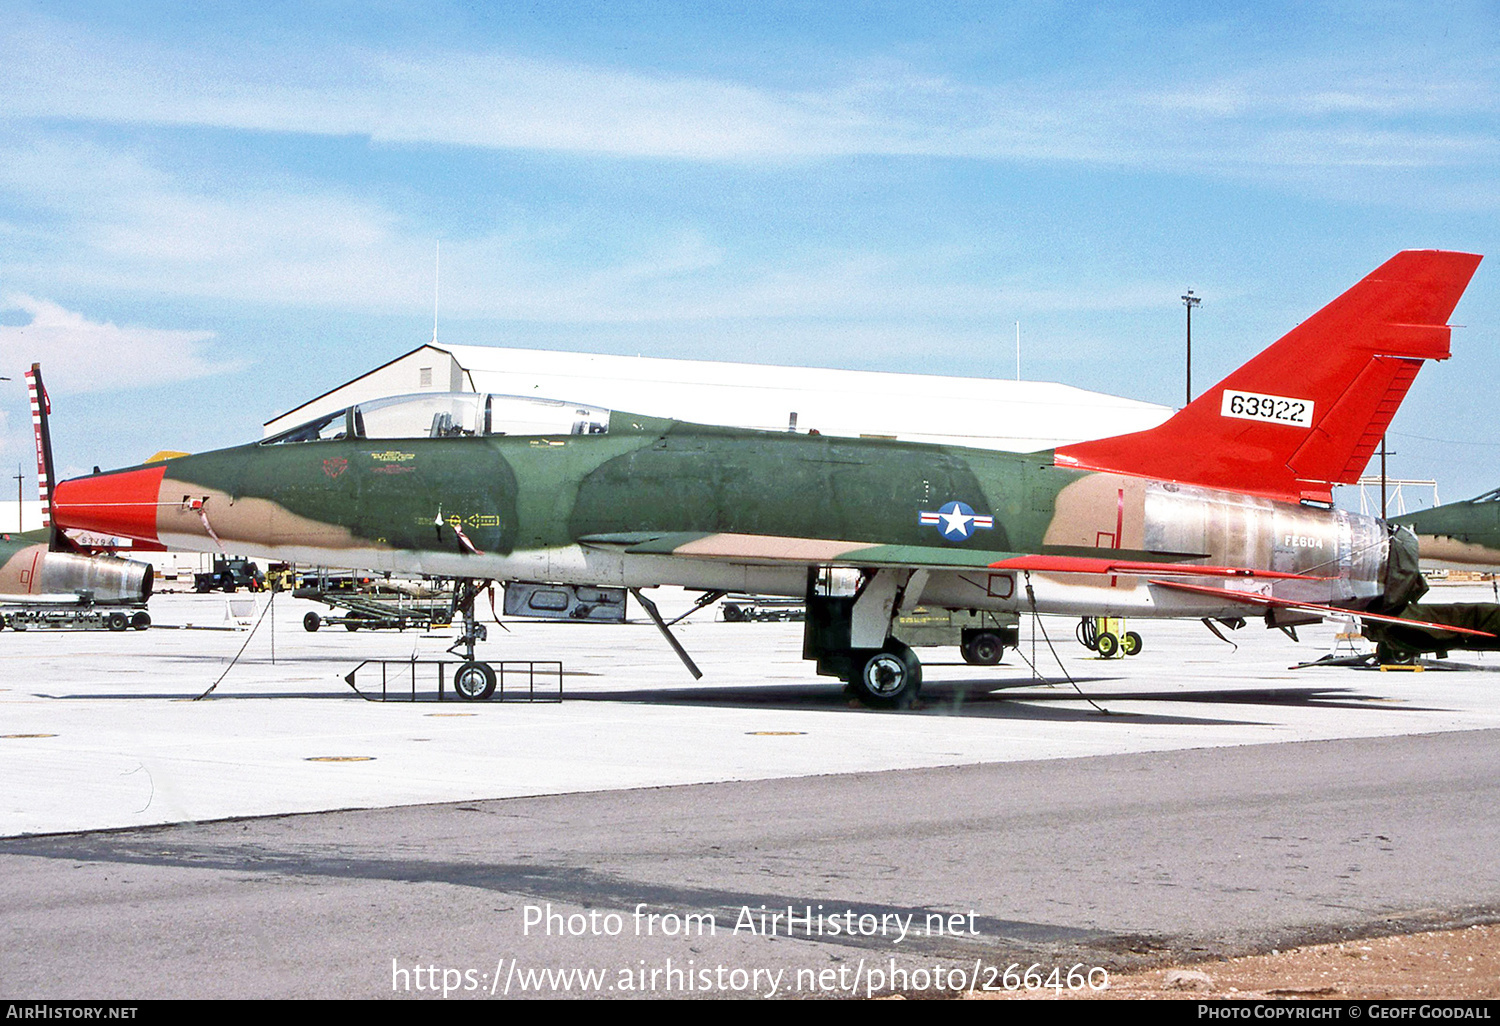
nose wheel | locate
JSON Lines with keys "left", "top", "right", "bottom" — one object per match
{"left": 453, "top": 661, "right": 497, "bottom": 701}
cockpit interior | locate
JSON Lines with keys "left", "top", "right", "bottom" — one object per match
{"left": 263, "top": 393, "right": 611, "bottom": 444}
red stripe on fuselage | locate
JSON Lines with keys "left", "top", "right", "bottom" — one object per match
{"left": 52, "top": 466, "right": 166, "bottom": 543}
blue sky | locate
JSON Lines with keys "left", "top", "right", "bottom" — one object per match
{"left": 0, "top": 1, "right": 1495, "bottom": 508}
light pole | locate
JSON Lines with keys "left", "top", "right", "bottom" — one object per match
{"left": 1380, "top": 436, "right": 1389, "bottom": 519}
{"left": 1182, "top": 290, "right": 1201, "bottom": 406}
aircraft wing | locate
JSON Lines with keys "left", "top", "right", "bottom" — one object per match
{"left": 584, "top": 532, "right": 1459, "bottom": 634}
{"left": 988, "top": 554, "right": 1326, "bottom": 580}
{"left": 581, "top": 531, "right": 1022, "bottom": 569}
{"left": 580, "top": 532, "right": 1329, "bottom": 579}
{"left": 1151, "top": 578, "right": 1495, "bottom": 638}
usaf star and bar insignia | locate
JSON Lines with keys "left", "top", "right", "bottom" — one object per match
{"left": 918, "top": 500, "right": 994, "bottom": 542}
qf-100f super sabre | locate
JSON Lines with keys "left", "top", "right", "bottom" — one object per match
{"left": 50, "top": 251, "right": 1484, "bottom": 705}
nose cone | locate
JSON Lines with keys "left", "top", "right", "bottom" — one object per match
{"left": 53, "top": 465, "right": 167, "bottom": 543}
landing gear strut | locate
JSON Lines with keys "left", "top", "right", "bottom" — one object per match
{"left": 803, "top": 568, "right": 925, "bottom": 708}
{"left": 448, "top": 578, "right": 496, "bottom": 701}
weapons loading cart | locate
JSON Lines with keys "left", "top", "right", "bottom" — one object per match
{"left": 719, "top": 593, "right": 806, "bottom": 622}
{"left": 297, "top": 576, "right": 456, "bottom": 633}
{"left": 1, "top": 599, "right": 150, "bottom": 632}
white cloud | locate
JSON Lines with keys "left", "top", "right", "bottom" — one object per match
{"left": 0, "top": 13, "right": 1494, "bottom": 171}
{"left": 0, "top": 14, "right": 1490, "bottom": 328}
{"left": 0, "top": 134, "right": 431, "bottom": 311}
{"left": 0, "top": 295, "right": 243, "bottom": 393}
{"left": 0, "top": 129, "right": 1191, "bottom": 325}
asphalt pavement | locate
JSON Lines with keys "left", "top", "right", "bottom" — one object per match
{"left": 3, "top": 586, "right": 1499, "bottom": 998}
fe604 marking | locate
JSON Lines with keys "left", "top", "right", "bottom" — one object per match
{"left": 1220, "top": 389, "right": 1313, "bottom": 427}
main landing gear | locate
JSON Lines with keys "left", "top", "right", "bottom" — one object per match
{"left": 853, "top": 639, "right": 924, "bottom": 707}
{"left": 449, "top": 578, "right": 496, "bottom": 701}
{"left": 803, "top": 568, "right": 926, "bottom": 708}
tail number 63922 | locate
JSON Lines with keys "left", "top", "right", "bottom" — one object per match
{"left": 1220, "top": 389, "right": 1313, "bottom": 427}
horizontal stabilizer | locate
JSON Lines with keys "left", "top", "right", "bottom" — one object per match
{"left": 1152, "top": 579, "right": 1494, "bottom": 638}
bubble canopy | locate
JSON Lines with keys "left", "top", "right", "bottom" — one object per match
{"left": 262, "top": 393, "right": 611, "bottom": 444}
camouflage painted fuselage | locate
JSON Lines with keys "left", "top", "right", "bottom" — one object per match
{"left": 55, "top": 411, "right": 1396, "bottom": 619}
{"left": 1394, "top": 492, "right": 1500, "bottom": 569}
{"left": 0, "top": 529, "right": 152, "bottom": 604}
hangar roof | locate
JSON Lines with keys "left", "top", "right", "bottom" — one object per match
{"left": 264, "top": 343, "right": 1171, "bottom": 452}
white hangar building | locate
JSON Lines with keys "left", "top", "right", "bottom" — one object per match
{"left": 263, "top": 343, "right": 1173, "bottom": 452}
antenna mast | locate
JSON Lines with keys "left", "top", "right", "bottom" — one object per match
{"left": 432, "top": 241, "right": 440, "bottom": 345}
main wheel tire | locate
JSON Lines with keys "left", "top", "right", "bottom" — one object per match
{"left": 303, "top": 611, "right": 322, "bottom": 632}
{"left": 131, "top": 611, "right": 151, "bottom": 630}
{"left": 851, "top": 640, "right": 922, "bottom": 708}
{"left": 453, "top": 661, "right": 497, "bottom": 701}
{"left": 106, "top": 611, "right": 128, "bottom": 632}
{"left": 1095, "top": 632, "right": 1120, "bottom": 658}
{"left": 1122, "top": 631, "right": 1143, "bottom": 656}
{"left": 962, "top": 631, "right": 1005, "bottom": 666}
{"left": 1376, "top": 643, "right": 1416, "bottom": 666}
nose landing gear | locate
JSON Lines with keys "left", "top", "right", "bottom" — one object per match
{"left": 449, "top": 578, "right": 496, "bottom": 701}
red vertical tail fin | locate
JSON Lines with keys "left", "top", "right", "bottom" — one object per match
{"left": 24, "top": 363, "right": 55, "bottom": 529}
{"left": 1054, "top": 250, "right": 1482, "bottom": 503}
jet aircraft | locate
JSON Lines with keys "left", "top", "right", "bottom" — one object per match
{"left": 49, "top": 251, "right": 1484, "bottom": 705}
{"left": 0, "top": 365, "right": 152, "bottom": 608}
{"left": 1392, "top": 489, "right": 1500, "bottom": 568}
{"left": 0, "top": 527, "right": 151, "bottom": 607}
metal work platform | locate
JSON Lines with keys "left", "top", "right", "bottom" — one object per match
{"left": 343, "top": 658, "right": 563, "bottom": 702}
